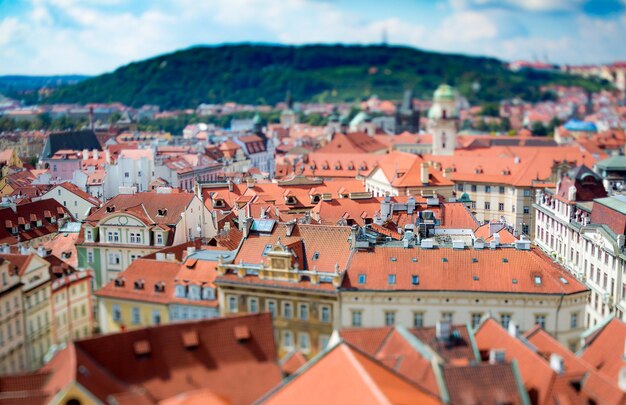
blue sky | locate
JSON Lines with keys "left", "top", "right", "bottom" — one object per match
{"left": 1, "top": 0, "right": 625, "bottom": 75}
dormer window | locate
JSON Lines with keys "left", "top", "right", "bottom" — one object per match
{"left": 174, "top": 284, "right": 186, "bottom": 298}
{"left": 309, "top": 164, "right": 316, "bottom": 170}
{"left": 86, "top": 229, "right": 93, "bottom": 241}
{"left": 213, "top": 199, "right": 225, "bottom": 208}
{"left": 157, "top": 209, "right": 167, "bottom": 216}
{"left": 188, "top": 285, "right": 201, "bottom": 300}
{"left": 154, "top": 282, "right": 165, "bottom": 293}
{"left": 134, "top": 280, "right": 145, "bottom": 290}
{"left": 106, "top": 206, "right": 115, "bottom": 213}
{"left": 156, "top": 233, "right": 163, "bottom": 245}
{"left": 202, "top": 287, "right": 216, "bottom": 300}
{"left": 114, "top": 278, "right": 125, "bottom": 287}
{"left": 286, "top": 196, "right": 296, "bottom": 205}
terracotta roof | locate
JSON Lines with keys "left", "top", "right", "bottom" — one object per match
{"left": 42, "top": 313, "right": 281, "bottom": 404}
{"left": 580, "top": 318, "right": 626, "bottom": 383}
{"left": 343, "top": 246, "right": 587, "bottom": 295}
{"left": 86, "top": 191, "right": 195, "bottom": 226}
{"left": 0, "top": 199, "right": 71, "bottom": 245}
{"left": 442, "top": 362, "right": 527, "bottom": 405}
{"left": 280, "top": 351, "right": 308, "bottom": 375}
{"left": 262, "top": 342, "right": 442, "bottom": 405}
{"left": 42, "top": 233, "right": 79, "bottom": 268}
{"left": 317, "top": 132, "right": 388, "bottom": 154}
{"left": 50, "top": 182, "right": 101, "bottom": 206}
{"left": 474, "top": 223, "right": 517, "bottom": 244}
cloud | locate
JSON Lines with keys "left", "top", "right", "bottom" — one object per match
{"left": 450, "top": 0, "right": 625, "bottom": 15}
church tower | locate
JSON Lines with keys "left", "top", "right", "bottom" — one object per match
{"left": 428, "top": 84, "right": 458, "bottom": 156}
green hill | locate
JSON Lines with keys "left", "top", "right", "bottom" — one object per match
{"left": 44, "top": 44, "right": 608, "bottom": 109}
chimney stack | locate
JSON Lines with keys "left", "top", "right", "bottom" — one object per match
{"left": 619, "top": 367, "right": 626, "bottom": 392}
{"left": 550, "top": 353, "right": 564, "bottom": 374}
{"left": 420, "top": 162, "right": 429, "bottom": 185}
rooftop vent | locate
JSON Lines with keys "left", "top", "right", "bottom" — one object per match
{"left": 133, "top": 340, "right": 151, "bottom": 356}
{"left": 421, "top": 239, "right": 434, "bottom": 249}
{"left": 452, "top": 240, "right": 465, "bottom": 249}
{"left": 234, "top": 325, "right": 251, "bottom": 342}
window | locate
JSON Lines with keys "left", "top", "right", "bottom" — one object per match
{"left": 471, "top": 313, "right": 483, "bottom": 328}
{"left": 499, "top": 186, "right": 505, "bottom": 194}
{"left": 320, "top": 306, "right": 331, "bottom": 323}
{"left": 484, "top": 202, "right": 491, "bottom": 210}
{"left": 152, "top": 310, "right": 161, "bottom": 325}
{"left": 535, "top": 315, "right": 546, "bottom": 329}
{"left": 267, "top": 300, "right": 277, "bottom": 317}
{"left": 298, "top": 332, "right": 310, "bottom": 353}
{"left": 498, "top": 203, "right": 504, "bottom": 211}
{"left": 131, "top": 307, "right": 140, "bottom": 324}
{"left": 411, "top": 275, "right": 419, "bottom": 285}
{"left": 138, "top": 171, "right": 142, "bottom": 177}
{"left": 384, "top": 311, "right": 395, "bottom": 326}
{"left": 312, "top": 252, "right": 320, "bottom": 261}
{"left": 358, "top": 274, "right": 366, "bottom": 284}
{"left": 319, "top": 335, "right": 330, "bottom": 351}
{"left": 534, "top": 276, "right": 542, "bottom": 285}
{"left": 248, "top": 298, "right": 259, "bottom": 313}
{"left": 522, "top": 224, "right": 529, "bottom": 234}
{"left": 413, "top": 312, "right": 424, "bottom": 328}
{"left": 86, "top": 230, "right": 93, "bottom": 241}
{"left": 282, "top": 302, "right": 292, "bottom": 319}
{"left": 570, "top": 313, "right": 578, "bottom": 329}
{"left": 107, "top": 231, "right": 119, "bottom": 242}
{"left": 500, "top": 314, "right": 511, "bottom": 329}
{"left": 442, "top": 312, "right": 453, "bottom": 323}
{"left": 299, "top": 304, "right": 309, "bottom": 321}
{"left": 388, "top": 274, "right": 396, "bottom": 285}
{"left": 283, "top": 331, "right": 294, "bottom": 348}
{"left": 228, "top": 296, "right": 238, "bottom": 313}
{"left": 471, "top": 185, "right": 477, "bottom": 192}
{"left": 457, "top": 184, "right": 464, "bottom": 191}
{"left": 524, "top": 189, "right": 531, "bottom": 197}
{"left": 124, "top": 172, "right": 130, "bottom": 178}
{"left": 108, "top": 253, "right": 120, "bottom": 265}
{"left": 156, "top": 233, "right": 163, "bottom": 245}
{"left": 485, "top": 185, "right": 491, "bottom": 193}
{"left": 262, "top": 244, "right": 272, "bottom": 256}
{"left": 130, "top": 233, "right": 142, "bottom": 244}
{"left": 351, "top": 311, "right": 362, "bottom": 327}
{"left": 523, "top": 206, "right": 530, "bottom": 214}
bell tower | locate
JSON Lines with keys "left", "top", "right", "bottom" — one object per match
{"left": 428, "top": 84, "right": 458, "bottom": 156}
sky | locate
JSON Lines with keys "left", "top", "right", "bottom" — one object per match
{"left": 1, "top": 0, "right": 625, "bottom": 75}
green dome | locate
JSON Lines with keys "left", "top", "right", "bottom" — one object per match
{"left": 433, "top": 84, "right": 455, "bottom": 102}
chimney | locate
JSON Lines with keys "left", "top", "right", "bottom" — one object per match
{"left": 407, "top": 196, "right": 416, "bottom": 215}
{"left": 242, "top": 217, "right": 253, "bottom": 238}
{"left": 350, "top": 225, "right": 359, "bottom": 249}
{"left": 83, "top": 149, "right": 89, "bottom": 160}
{"left": 489, "top": 349, "right": 506, "bottom": 364}
{"left": 420, "top": 162, "right": 429, "bottom": 185}
{"left": 549, "top": 353, "right": 564, "bottom": 374}
{"left": 435, "top": 320, "right": 451, "bottom": 340}
{"left": 228, "top": 180, "right": 233, "bottom": 192}
{"left": 508, "top": 320, "right": 518, "bottom": 337}
{"left": 156, "top": 252, "right": 165, "bottom": 261}
{"left": 166, "top": 253, "right": 175, "bottom": 261}
{"left": 286, "top": 220, "right": 296, "bottom": 237}
{"left": 93, "top": 149, "right": 99, "bottom": 160}
{"left": 380, "top": 195, "right": 392, "bottom": 221}
{"left": 619, "top": 367, "right": 626, "bottom": 392}
{"left": 187, "top": 246, "right": 196, "bottom": 257}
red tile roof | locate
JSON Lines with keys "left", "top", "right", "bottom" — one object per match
{"left": 317, "top": 132, "right": 388, "bottom": 154}
{"left": 343, "top": 246, "right": 587, "bottom": 295}
{"left": 41, "top": 314, "right": 281, "bottom": 404}
{"left": 262, "top": 343, "right": 442, "bottom": 405}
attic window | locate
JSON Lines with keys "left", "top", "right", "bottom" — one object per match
{"left": 262, "top": 244, "right": 272, "bottom": 256}
{"left": 534, "top": 276, "right": 542, "bottom": 285}
{"left": 472, "top": 258, "right": 478, "bottom": 263}
{"left": 411, "top": 275, "right": 419, "bottom": 285}
{"left": 388, "top": 274, "right": 396, "bottom": 284}
{"left": 114, "top": 278, "right": 125, "bottom": 287}
{"left": 106, "top": 206, "right": 115, "bottom": 213}
{"left": 154, "top": 282, "right": 165, "bottom": 293}
{"left": 559, "top": 276, "right": 569, "bottom": 285}
{"left": 358, "top": 274, "right": 366, "bottom": 284}
{"left": 286, "top": 196, "right": 296, "bottom": 205}
{"left": 309, "top": 164, "right": 316, "bottom": 170}
{"left": 312, "top": 252, "right": 320, "bottom": 261}
{"left": 390, "top": 257, "right": 397, "bottom": 262}
{"left": 502, "top": 258, "right": 508, "bottom": 263}
{"left": 411, "top": 258, "right": 417, "bottom": 262}
{"left": 512, "top": 278, "right": 518, "bottom": 284}
{"left": 134, "top": 280, "right": 145, "bottom": 290}
{"left": 157, "top": 209, "right": 167, "bottom": 216}
{"left": 473, "top": 275, "right": 479, "bottom": 281}
{"left": 182, "top": 330, "right": 199, "bottom": 349}
{"left": 133, "top": 340, "right": 151, "bottom": 357}
{"left": 234, "top": 325, "right": 251, "bottom": 342}
{"left": 442, "top": 258, "right": 448, "bottom": 263}
{"left": 214, "top": 199, "right": 224, "bottom": 207}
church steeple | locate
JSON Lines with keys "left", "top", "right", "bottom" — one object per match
{"left": 428, "top": 84, "right": 458, "bottom": 156}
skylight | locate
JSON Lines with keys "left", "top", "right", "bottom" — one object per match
{"left": 534, "top": 276, "right": 542, "bottom": 285}
{"left": 442, "top": 258, "right": 448, "bottom": 263}
{"left": 390, "top": 257, "right": 397, "bottom": 262}
{"left": 312, "top": 252, "right": 320, "bottom": 261}
{"left": 472, "top": 258, "right": 478, "bottom": 263}
{"left": 559, "top": 276, "right": 569, "bottom": 285}
{"left": 502, "top": 258, "right": 508, "bottom": 263}
{"left": 411, "top": 275, "right": 419, "bottom": 285}
{"left": 388, "top": 274, "right": 396, "bottom": 285}
{"left": 473, "top": 275, "right": 479, "bottom": 281}
{"left": 358, "top": 274, "right": 366, "bottom": 284}
{"left": 262, "top": 244, "right": 272, "bottom": 256}
{"left": 411, "top": 257, "right": 417, "bottom": 262}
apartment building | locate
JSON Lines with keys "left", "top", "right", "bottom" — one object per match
{"left": 77, "top": 189, "right": 215, "bottom": 288}
{"left": 535, "top": 167, "right": 626, "bottom": 328}
{"left": 0, "top": 257, "right": 25, "bottom": 374}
